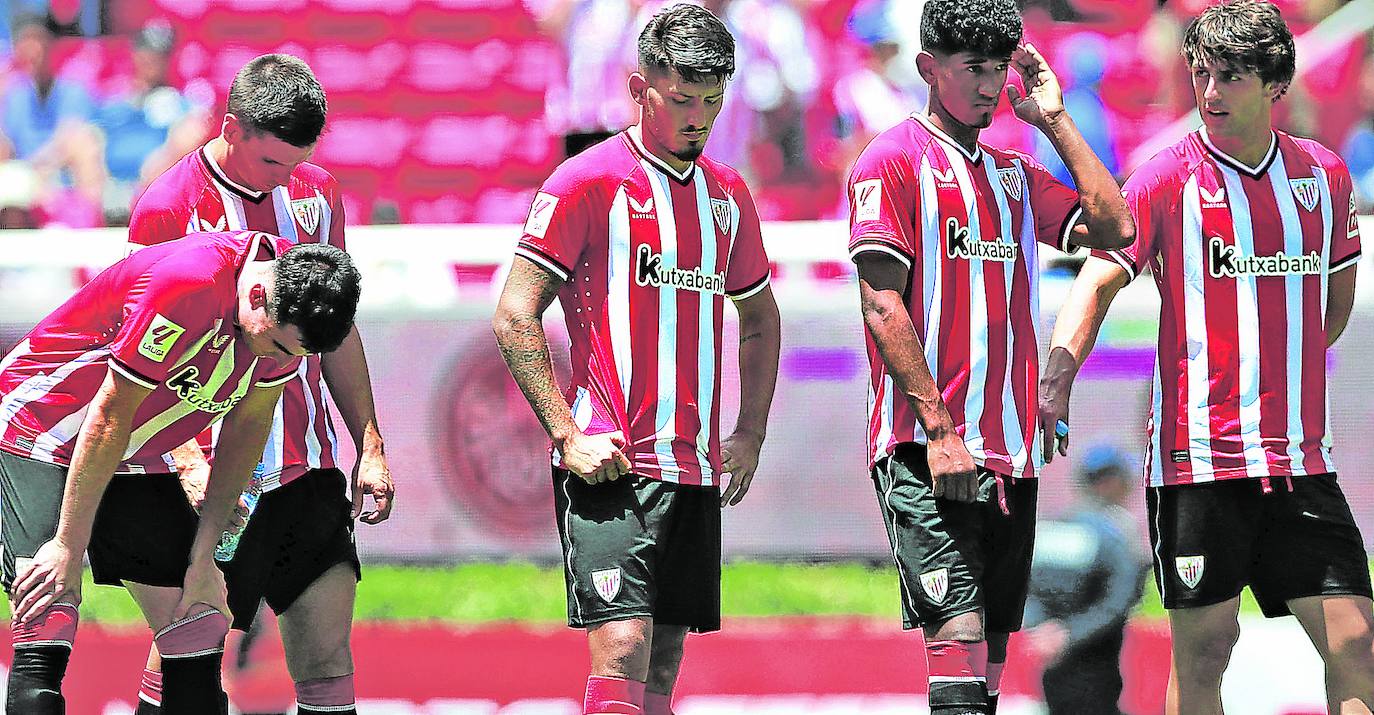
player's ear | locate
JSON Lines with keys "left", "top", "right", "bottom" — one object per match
{"left": 1265, "top": 80, "right": 1288, "bottom": 103}
{"left": 222, "top": 113, "right": 241, "bottom": 143}
{"left": 628, "top": 72, "right": 650, "bottom": 107}
{"left": 915, "top": 51, "right": 939, "bottom": 87}
{"left": 248, "top": 283, "right": 268, "bottom": 310}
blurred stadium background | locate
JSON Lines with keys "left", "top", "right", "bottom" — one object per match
{"left": 2, "top": 0, "right": 1374, "bottom": 712}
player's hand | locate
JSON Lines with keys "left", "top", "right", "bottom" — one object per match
{"left": 352, "top": 452, "right": 395, "bottom": 525}
{"left": 173, "top": 558, "right": 229, "bottom": 621}
{"left": 1038, "top": 377, "right": 1072, "bottom": 464}
{"left": 177, "top": 460, "right": 210, "bottom": 512}
{"left": 927, "top": 432, "right": 978, "bottom": 503}
{"left": 1006, "top": 43, "right": 1065, "bottom": 129}
{"left": 224, "top": 495, "right": 251, "bottom": 536}
{"left": 1027, "top": 619, "right": 1070, "bottom": 664}
{"left": 561, "top": 430, "right": 632, "bottom": 485}
{"left": 720, "top": 429, "right": 765, "bottom": 507}
{"left": 11, "top": 538, "right": 83, "bottom": 623}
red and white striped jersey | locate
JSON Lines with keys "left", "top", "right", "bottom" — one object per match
{"left": 1094, "top": 129, "right": 1362, "bottom": 487}
{"left": 515, "top": 126, "right": 771, "bottom": 487}
{"left": 129, "top": 147, "right": 346, "bottom": 491}
{"left": 0, "top": 232, "right": 300, "bottom": 474}
{"left": 848, "top": 114, "right": 1082, "bottom": 478}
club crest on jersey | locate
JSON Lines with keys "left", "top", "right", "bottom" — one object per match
{"left": 635, "top": 244, "right": 726, "bottom": 295}
{"left": 1207, "top": 237, "right": 1320, "bottom": 279}
{"left": 711, "top": 197, "right": 731, "bottom": 234}
{"left": 291, "top": 196, "right": 322, "bottom": 235}
{"left": 591, "top": 568, "right": 622, "bottom": 603}
{"left": 945, "top": 218, "right": 1017, "bottom": 262}
{"left": 524, "top": 192, "right": 559, "bottom": 239}
{"left": 1200, "top": 186, "right": 1226, "bottom": 208}
{"left": 628, "top": 195, "right": 654, "bottom": 218}
{"left": 920, "top": 568, "right": 950, "bottom": 604}
{"left": 1175, "top": 555, "right": 1205, "bottom": 589}
{"left": 997, "top": 167, "right": 1023, "bottom": 201}
{"left": 1290, "top": 178, "right": 1320, "bottom": 212}
{"left": 138, "top": 314, "right": 185, "bottom": 363}
{"left": 853, "top": 179, "right": 882, "bottom": 222}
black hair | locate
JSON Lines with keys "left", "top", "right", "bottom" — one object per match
{"left": 920, "top": 0, "right": 1022, "bottom": 58}
{"left": 227, "top": 54, "right": 328, "bottom": 147}
{"left": 637, "top": 3, "right": 736, "bottom": 84}
{"left": 272, "top": 243, "right": 360, "bottom": 354}
{"left": 1182, "top": 1, "right": 1295, "bottom": 95}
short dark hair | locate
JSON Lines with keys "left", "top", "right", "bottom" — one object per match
{"left": 920, "top": 0, "right": 1022, "bottom": 58}
{"left": 227, "top": 54, "right": 328, "bottom": 147}
{"left": 272, "top": 243, "right": 360, "bottom": 354}
{"left": 1182, "top": 1, "right": 1295, "bottom": 94}
{"left": 637, "top": 3, "right": 735, "bottom": 84}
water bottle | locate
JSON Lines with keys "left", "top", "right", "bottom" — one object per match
{"left": 214, "top": 462, "right": 264, "bottom": 562}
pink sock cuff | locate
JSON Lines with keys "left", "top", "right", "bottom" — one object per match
{"left": 644, "top": 690, "right": 673, "bottom": 715}
{"left": 296, "top": 674, "right": 357, "bottom": 707}
{"left": 139, "top": 667, "right": 164, "bottom": 705}
{"left": 153, "top": 609, "right": 229, "bottom": 659}
{"left": 11, "top": 602, "right": 78, "bottom": 649}
{"left": 925, "top": 639, "right": 989, "bottom": 683}
{"left": 584, "top": 675, "right": 646, "bottom": 714}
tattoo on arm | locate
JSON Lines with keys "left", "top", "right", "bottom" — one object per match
{"left": 494, "top": 262, "right": 574, "bottom": 439}
{"left": 740, "top": 331, "right": 763, "bottom": 345}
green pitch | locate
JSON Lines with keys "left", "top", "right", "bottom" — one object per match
{"left": 5, "top": 561, "right": 1224, "bottom": 625}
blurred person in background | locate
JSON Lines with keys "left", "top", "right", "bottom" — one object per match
{"left": 832, "top": 1, "right": 926, "bottom": 173}
{"left": 1342, "top": 52, "right": 1374, "bottom": 212}
{"left": 97, "top": 21, "right": 212, "bottom": 225}
{"left": 1, "top": 10, "right": 105, "bottom": 227}
{"left": 0, "top": 128, "right": 39, "bottom": 228}
{"left": 1023, "top": 443, "right": 1148, "bottom": 715}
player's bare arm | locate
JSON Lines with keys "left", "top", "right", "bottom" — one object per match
{"left": 169, "top": 437, "right": 211, "bottom": 510}
{"left": 322, "top": 326, "right": 396, "bottom": 524}
{"left": 1039, "top": 256, "right": 1131, "bottom": 463}
{"left": 1326, "top": 266, "right": 1357, "bottom": 347}
{"left": 494, "top": 256, "right": 631, "bottom": 484}
{"left": 1007, "top": 43, "right": 1134, "bottom": 251}
{"left": 856, "top": 253, "right": 977, "bottom": 502}
{"left": 11, "top": 370, "right": 152, "bottom": 623}
{"left": 720, "top": 285, "right": 780, "bottom": 508}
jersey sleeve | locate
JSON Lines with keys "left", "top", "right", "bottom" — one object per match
{"left": 847, "top": 138, "right": 920, "bottom": 267}
{"left": 513, "top": 166, "right": 594, "bottom": 282}
{"left": 127, "top": 204, "right": 189, "bottom": 252}
{"left": 1328, "top": 160, "right": 1362, "bottom": 273}
{"left": 106, "top": 268, "right": 216, "bottom": 389}
{"left": 1022, "top": 155, "right": 1083, "bottom": 254}
{"left": 327, "top": 185, "right": 347, "bottom": 252}
{"left": 724, "top": 181, "right": 771, "bottom": 300}
{"left": 1090, "top": 168, "right": 1163, "bottom": 281}
{"left": 254, "top": 356, "right": 302, "bottom": 387}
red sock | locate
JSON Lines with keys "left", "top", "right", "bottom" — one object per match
{"left": 985, "top": 660, "right": 1004, "bottom": 697}
{"left": 644, "top": 690, "right": 673, "bottom": 715}
{"left": 925, "top": 639, "right": 988, "bottom": 713}
{"left": 584, "top": 675, "right": 646, "bottom": 715}
{"left": 138, "top": 667, "right": 164, "bottom": 707}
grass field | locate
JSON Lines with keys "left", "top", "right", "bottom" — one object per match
{"left": 3, "top": 561, "right": 1206, "bottom": 625}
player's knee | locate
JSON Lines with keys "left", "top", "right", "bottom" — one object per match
{"left": 927, "top": 612, "right": 985, "bottom": 644}
{"left": 1174, "top": 622, "right": 1239, "bottom": 675}
{"left": 1328, "top": 628, "right": 1374, "bottom": 680}
{"left": 153, "top": 609, "right": 230, "bottom": 659}
{"left": 591, "top": 621, "right": 650, "bottom": 670}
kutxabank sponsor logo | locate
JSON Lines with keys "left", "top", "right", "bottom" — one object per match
{"left": 1207, "top": 237, "right": 1320, "bottom": 279}
{"left": 635, "top": 244, "right": 726, "bottom": 295}
{"left": 945, "top": 218, "right": 1016, "bottom": 262}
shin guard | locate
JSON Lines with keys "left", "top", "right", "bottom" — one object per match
{"left": 7, "top": 602, "right": 79, "bottom": 714}
{"left": 584, "top": 675, "right": 646, "bottom": 715}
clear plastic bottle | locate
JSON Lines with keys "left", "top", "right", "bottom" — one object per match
{"left": 214, "top": 462, "right": 264, "bottom": 562}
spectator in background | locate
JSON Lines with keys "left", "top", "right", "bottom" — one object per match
{"left": 0, "top": 129, "right": 39, "bottom": 227}
{"left": 1023, "top": 444, "right": 1148, "bottom": 715}
{"left": 1, "top": 11, "right": 105, "bottom": 227}
{"left": 1033, "top": 32, "right": 1119, "bottom": 185}
{"left": 96, "top": 21, "right": 212, "bottom": 224}
{"left": 1344, "top": 52, "right": 1374, "bottom": 212}
{"left": 834, "top": 1, "right": 925, "bottom": 147}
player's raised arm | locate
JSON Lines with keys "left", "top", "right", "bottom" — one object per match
{"left": 720, "top": 285, "right": 780, "bottom": 507}
{"left": 11, "top": 370, "right": 152, "bottom": 623}
{"left": 321, "top": 326, "right": 395, "bottom": 523}
{"left": 856, "top": 254, "right": 977, "bottom": 503}
{"left": 1008, "top": 43, "right": 1133, "bottom": 251}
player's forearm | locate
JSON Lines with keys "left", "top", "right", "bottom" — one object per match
{"left": 734, "top": 291, "right": 781, "bottom": 439}
{"left": 56, "top": 386, "right": 138, "bottom": 551}
{"left": 1045, "top": 262, "right": 1126, "bottom": 392}
{"left": 493, "top": 306, "right": 578, "bottom": 444}
{"left": 861, "top": 293, "right": 958, "bottom": 438}
{"left": 321, "top": 326, "right": 384, "bottom": 457}
{"left": 1037, "top": 113, "right": 1133, "bottom": 251}
{"left": 190, "top": 390, "right": 277, "bottom": 563}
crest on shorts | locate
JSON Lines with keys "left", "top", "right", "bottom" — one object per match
{"left": 997, "top": 167, "right": 1023, "bottom": 201}
{"left": 591, "top": 567, "right": 622, "bottom": 603}
{"left": 1175, "top": 555, "right": 1206, "bottom": 589}
{"left": 711, "top": 198, "right": 731, "bottom": 234}
{"left": 1290, "top": 178, "right": 1320, "bottom": 213}
{"left": 920, "top": 568, "right": 950, "bottom": 604}
{"left": 292, "top": 196, "right": 322, "bottom": 235}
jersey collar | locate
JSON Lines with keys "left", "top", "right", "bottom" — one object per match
{"left": 1199, "top": 128, "right": 1278, "bottom": 179}
{"left": 913, "top": 113, "right": 984, "bottom": 165}
{"left": 199, "top": 145, "right": 270, "bottom": 203}
{"left": 626, "top": 124, "right": 696, "bottom": 184}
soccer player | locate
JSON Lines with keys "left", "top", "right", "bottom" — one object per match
{"left": 126, "top": 54, "right": 394, "bottom": 715}
{"left": 492, "top": 5, "right": 780, "bottom": 715}
{"left": 0, "top": 232, "right": 360, "bottom": 714}
{"left": 1041, "top": 3, "right": 1374, "bottom": 713}
{"left": 846, "top": 1, "right": 1133, "bottom": 712}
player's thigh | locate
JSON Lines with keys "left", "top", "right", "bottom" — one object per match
{"left": 278, "top": 561, "right": 358, "bottom": 681}
{"left": 554, "top": 468, "right": 656, "bottom": 628}
{"left": 1167, "top": 595, "right": 1243, "bottom": 667}
{"left": 872, "top": 443, "right": 986, "bottom": 630}
{"left": 653, "top": 483, "right": 722, "bottom": 634}
{"left": 983, "top": 475, "right": 1037, "bottom": 634}
{"left": 1251, "top": 474, "right": 1373, "bottom": 618}
{"left": 1147, "top": 481, "right": 1257, "bottom": 612}
{"left": 0, "top": 451, "right": 66, "bottom": 594}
